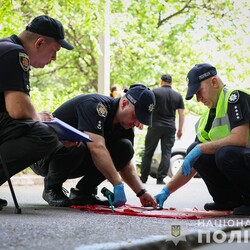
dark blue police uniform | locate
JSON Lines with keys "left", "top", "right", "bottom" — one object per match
{"left": 34, "top": 94, "right": 134, "bottom": 197}
{"left": 0, "top": 35, "right": 58, "bottom": 185}
{"left": 188, "top": 90, "right": 250, "bottom": 206}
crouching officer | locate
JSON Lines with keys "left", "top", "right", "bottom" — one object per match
{"left": 31, "top": 84, "right": 157, "bottom": 208}
{"left": 155, "top": 63, "right": 250, "bottom": 215}
{"left": 0, "top": 15, "right": 73, "bottom": 209}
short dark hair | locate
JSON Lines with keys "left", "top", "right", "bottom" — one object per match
{"left": 161, "top": 74, "right": 172, "bottom": 83}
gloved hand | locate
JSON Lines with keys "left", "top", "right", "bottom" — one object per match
{"left": 182, "top": 145, "right": 203, "bottom": 176}
{"left": 154, "top": 187, "right": 170, "bottom": 209}
{"left": 113, "top": 183, "right": 127, "bottom": 207}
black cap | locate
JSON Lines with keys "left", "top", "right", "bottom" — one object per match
{"left": 161, "top": 74, "right": 172, "bottom": 83}
{"left": 125, "top": 84, "right": 156, "bottom": 126}
{"left": 185, "top": 63, "right": 217, "bottom": 100}
{"left": 26, "top": 15, "right": 74, "bottom": 50}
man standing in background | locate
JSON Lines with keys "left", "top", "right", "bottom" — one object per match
{"left": 140, "top": 74, "right": 185, "bottom": 184}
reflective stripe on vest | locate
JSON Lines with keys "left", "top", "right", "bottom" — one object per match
{"left": 196, "top": 88, "right": 250, "bottom": 143}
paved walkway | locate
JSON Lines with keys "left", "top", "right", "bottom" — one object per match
{"left": 2, "top": 174, "right": 250, "bottom": 249}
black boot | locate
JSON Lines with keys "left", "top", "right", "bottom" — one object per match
{"left": 204, "top": 201, "right": 241, "bottom": 211}
{"left": 156, "top": 179, "right": 166, "bottom": 184}
{"left": 140, "top": 175, "right": 148, "bottom": 184}
{"left": 43, "top": 187, "right": 72, "bottom": 207}
{"left": 0, "top": 198, "right": 7, "bottom": 207}
{"left": 0, "top": 198, "right": 7, "bottom": 211}
{"left": 69, "top": 188, "right": 110, "bottom": 206}
{"left": 233, "top": 205, "right": 250, "bottom": 215}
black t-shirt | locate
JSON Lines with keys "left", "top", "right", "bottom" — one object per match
{"left": 53, "top": 94, "right": 134, "bottom": 145}
{"left": 152, "top": 85, "right": 185, "bottom": 127}
{"left": 0, "top": 35, "right": 30, "bottom": 113}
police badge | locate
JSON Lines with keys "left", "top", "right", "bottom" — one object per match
{"left": 228, "top": 91, "right": 240, "bottom": 103}
{"left": 96, "top": 103, "right": 107, "bottom": 117}
{"left": 19, "top": 52, "right": 30, "bottom": 71}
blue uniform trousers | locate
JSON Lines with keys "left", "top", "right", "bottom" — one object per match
{"left": 189, "top": 142, "right": 250, "bottom": 205}
{"left": 33, "top": 139, "right": 134, "bottom": 197}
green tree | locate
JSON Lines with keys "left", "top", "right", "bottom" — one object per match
{"left": 0, "top": 0, "right": 249, "bottom": 114}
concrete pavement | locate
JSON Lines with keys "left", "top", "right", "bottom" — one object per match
{"left": 1, "top": 173, "right": 250, "bottom": 250}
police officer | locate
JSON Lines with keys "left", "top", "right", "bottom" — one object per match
{"left": 31, "top": 84, "right": 157, "bottom": 208}
{"left": 0, "top": 15, "right": 73, "bottom": 210}
{"left": 155, "top": 63, "right": 250, "bottom": 215}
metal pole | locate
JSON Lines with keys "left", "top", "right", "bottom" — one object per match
{"left": 98, "top": 0, "right": 110, "bottom": 95}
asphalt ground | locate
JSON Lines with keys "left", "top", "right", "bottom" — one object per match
{"left": 1, "top": 174, "right": 250, "bottom": 250}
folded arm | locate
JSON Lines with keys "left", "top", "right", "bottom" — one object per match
{"left": 5, "top": 91, "right": 40, "bottom": 121}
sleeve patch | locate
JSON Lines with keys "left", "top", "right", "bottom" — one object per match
{"left": 19, "top": 52, "right": 30, "bottom": 71}
{"left": 96, "top": 102, "right": 107, "bottom": 117}
{"left": 228, "top": 91, "right": 239, "bottom": 103}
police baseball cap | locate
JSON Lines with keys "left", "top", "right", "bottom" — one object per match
{"left": 26, "top": 15, "right": 74, "bottom": 50}
{"left": 185, "top": 63, "right": 217, "bottom": 100}
{"left": 125, "top": 84, "right": 155, "bottom": 126}
{"left": 161, "top": 74, "right": 172, "bottom": 83}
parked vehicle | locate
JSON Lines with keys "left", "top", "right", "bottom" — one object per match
{"left": 135, "top": 114, "right": 199, "bottom": 179}
{"left": 149, "top": 147, "right": 187, "bottom": 178}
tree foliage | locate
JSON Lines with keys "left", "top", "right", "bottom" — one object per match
{"left": 0, "top": 0, "right": 249, "bottom": 114}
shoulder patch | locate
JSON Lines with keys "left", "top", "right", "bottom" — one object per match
{"left": 96, "top": 102, "right": 107, "bottom": 117}
{"left": 228, "top": 90, "right": 239, "bottom": 103}
{"left": 19, "top": 52, "right": 30, "bottom": 71}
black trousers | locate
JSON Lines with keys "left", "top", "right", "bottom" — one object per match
{"left": 34, "top": 138, "right": 134, "bottom": 196}
{"left": 189, "top": 142, "right": 250, "bottom": 204}
{"left": 140, "top": 126, "right": 175, "bottom": 180}
{"left": 0, "top": 120, "right": 59, "bottom": 186}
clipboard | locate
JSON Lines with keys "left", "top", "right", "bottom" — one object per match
{"left": 44, "top": 117, "right": 92, "bottom": 142}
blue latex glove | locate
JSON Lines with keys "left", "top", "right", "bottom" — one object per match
{"left": 154, "top": 187, "right": 170, "bottom": 209}
{"left": 182, "top": 146, "right": 203, "bottom": 176}
{"left": 113, "top": 183, "right": 127, "bottom": 207}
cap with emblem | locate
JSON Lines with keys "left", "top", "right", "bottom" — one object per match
{"left": 185, "top": 63, "right": 217, "bottom": 100}
{"left": 161, "top": 74, "right": 172, "bottom": 83}
{"left": 125, "top": 84, "right": 155, "bottom": 126}
{"left": 26, "top": 15, "right": 74, "bottom": 50}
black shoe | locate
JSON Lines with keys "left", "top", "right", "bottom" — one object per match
{"left": 0, "top": 198, "right": 7, "bottom": 207}
{"left": 156, "top": 179, "right": 166, "bottom": 185}
{"left": 69, "top": 188, "right": 110, "bottom": 206}
{"left": 43, "top": 187, "right": 72, "bottom": 207}
{"left": 204, "top": 201, "right": 241, "bottom": 211}
{"left": 233, "top": 205, "right": 250, "bottom": 215}
{"left": 140, "top": 176, "right": 147, "bottom": 184}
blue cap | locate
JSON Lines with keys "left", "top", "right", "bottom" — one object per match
{"left": 185, "top": 63, "right": 217, "bottom": 100}
{"left": 125, "top": 84, "right": 155, "bottom": 126}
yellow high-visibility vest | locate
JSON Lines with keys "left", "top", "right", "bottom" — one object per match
{"left": 195, "top": 88, "right": 250, "bottom": 144}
